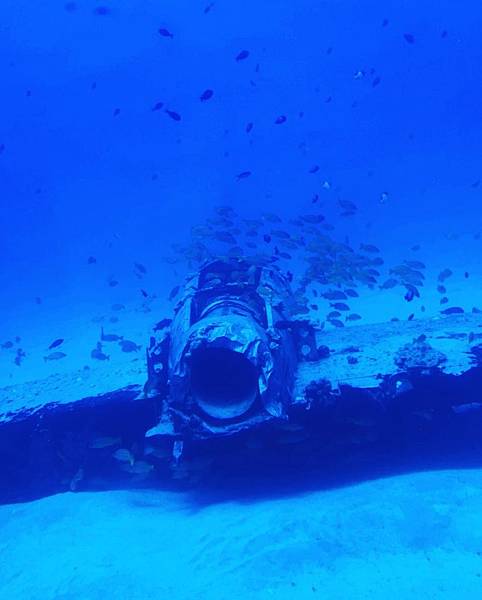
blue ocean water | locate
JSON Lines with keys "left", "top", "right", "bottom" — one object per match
{"left": 2, "top": 1, "right": 482, "bottom": 598}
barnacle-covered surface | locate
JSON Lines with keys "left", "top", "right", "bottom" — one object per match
{"left": 0, "top": 361, "right": 145, "bottom": 424}
{"left": 295, "top": 312, "right": 482, "bottom": 394}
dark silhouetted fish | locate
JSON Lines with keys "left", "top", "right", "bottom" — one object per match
{"left": 330, "top": 302, "right": 350, "bottom": 311}
{"left": 94, "top": 6, "right": 111, "bottom": 15}
{"left": 44, "top": 351, "right": 66, "bottom": 361}
{"left": 91, "top": 343, "right": 109, "bottom": 360}
{"left": 94, "top": 6, "right": 112, "bottom": 17}
{"left": 119, "top": 340, "right": 141, "bottom": 352}
{"left": 441, "top": 307, "right": 464, "bottom": 315}
{"left": 338, "top": 199, "right": 357, "bottom": 212}
{"left": 14, "top": 348, "right": 26, "bottom": 366}
{"left": 323, "top": 291, "right": 347, "bottom": 300}
{"left": 101, "top": 327, "right": 123, "bottom": 342}
{"left": 153, "top": 318, "right": 172, "bottom": 331}
{"left": 236, "top": 50, "right": 250, "bottom": 61}
{"left": 404, "top": 289, "right": 415, "bottom": 302}
{"left": 169, "top": 285, "right": 180, "bottom": 301}
{"left": 134, "top": 262, "right": 147, "bottom": 274}
{"left": 380, "top": 278, "right": 398, "bottom": 289}
{"left": 48, "top": 338, "right": 64, "bottom": 350}
{"left": 345, "top": 289, "right": 359, "bottom": 297}
{"left": 438, "top": 268, "right": 453, "bottom": 282}
{"left": 346, "top": 313, "right": 362, "bottom": 321}
{"left": 404, "top": 284, "right": 420, "bottom": 298}
{"left": 165, "top": 109, "right": 181, "bottom": 121}
{"left": 158, "top": 27, "right": 173, "bottom": 38}
{"left": 200, "top": 89, "right": 213, "bottom": 101}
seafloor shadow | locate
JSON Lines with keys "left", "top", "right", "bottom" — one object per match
{"left": 2, "top": 366, "right": 482, "bottom": 505}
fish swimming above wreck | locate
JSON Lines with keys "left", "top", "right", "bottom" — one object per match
{"left": 2, "top": 2, "right": 482, "bottom": 598}
{"left": 3, "top": 249, "right": 482, "bottom": 496}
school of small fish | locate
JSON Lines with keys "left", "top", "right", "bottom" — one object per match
{"left": 1, "top": 203, "right": 480, "bottom": 369}
{"left": 162, "top": 203, "right": 479, "bottom": 330}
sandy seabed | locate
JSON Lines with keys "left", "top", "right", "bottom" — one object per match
{"left": 0, "top": 468, "right": 481, "bottom": 600}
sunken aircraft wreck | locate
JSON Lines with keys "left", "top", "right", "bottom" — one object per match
{"left": 2, "top": 257, "right": 482, "bottom": 502}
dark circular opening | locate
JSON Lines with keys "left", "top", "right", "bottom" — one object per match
{"left": 189, "top": 347, "right": 259, "bottom": 419}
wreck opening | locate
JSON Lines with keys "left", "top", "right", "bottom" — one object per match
{"left": 189, "top": 347, "right": 259, "bottom": 420}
